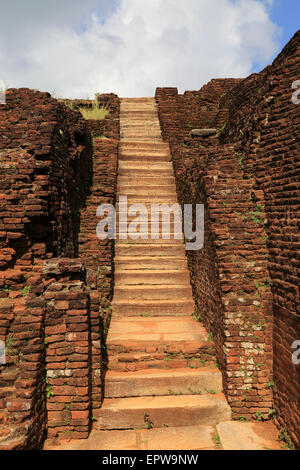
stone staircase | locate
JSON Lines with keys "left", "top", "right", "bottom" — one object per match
{"left": 93, "top": 98, "right": 232, "bottom": 449}
{"left": 44, "top": 98, "right": 284, "bottom": 451}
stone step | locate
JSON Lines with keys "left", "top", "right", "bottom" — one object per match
{"left": 119, "top": 153, "right": 171, "bottom": 162}
{"left": 114, "top": 269, "right": 190, "bottom": 286}
{"left": 107, "top": 316, "right": 205, "bottom": 342}
{"left": 121, "top": 97, "right": 155, "bottom": 103}
{"left": 118, "top": 176, "right": 175, "bottom": 185}
{"left": 117, "top": 185, "right": 176, "bottom": 195}
{"left": 107, "top": 353, "right": 214, "bottom": 372}
{"left": 44, "top": 425, "right": 217, "bottom": 450}
{"left": 114, "top": 256, "right": 187, "bottom": 270}
{"left": 116, "top": 236, "right": 184, "bottom": 245}
{"left": 116, "top": 195, "right": 178, "bottom": 203}
{"left": 115, "top": 214, "right": 181, "bottom": 228}
{"left": 115, "top": 243, "right": 186, "bottom": 256}
{"left": 119, "top": 167, "right": 172, "bottom": 177}
{"left": 217, "top": 421, "right": 283, "bottom": 450}
{"left": 121, "top": 125, "right": 161, "bottom": 132}
{"left": 112, "top": 299, "right": 194, "bottom": 317}
{"left": 105, "top": 368, "right": 222, "bottom": 398}
{"left": 121, "top": 110, "right": 158, "bottom": 113}
{"left": 120, "top": 142, "right": 169, "bottom": 151}
{"left": 121, "top": 136, "right": 163, "bottom": 142}
{"left": 94, "top": 394, "right": 231, "bottom": 430}
{"left": 120, "top": 160, "right": 172, "bottom": 169}
{"left": 114, "top": 284, "right": 192, "bottom": 300}
{"left": 121, "top": 127, "right": 161, "bottom": 132}
{"left": 120, "top": 112, "right": 158, "bottom": 119}
{"left": 120, "top": 105, "right": 157, "bottom": 110}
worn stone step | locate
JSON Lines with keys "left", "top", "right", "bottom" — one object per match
{"left": 217, "top": 421, "right": 283, "bottom": 450}
{"left": 121, "top": 120, "right": 160, "bottom": 125}
{"left": 115, "top": 243, "right": 186, "bottom": 256}
{"left": 43, "top": 425, "right": 217, "bottom": 450}
{"left": 94, "top": 394, "right": 231, "bottom": 430}
{"left": 119, "top": 166, "right": 170, "bottom": 176}
{"left": 114, "top": 269, "right": 190, "bottom": 285}
{"left": 119, "top": 146, "right": 169, "bottom": 155}
{"left": 117, "top": 185, "right": 176, "bottom": 195}
{"left": 121, "top": 137, "right": 163, "bottom": 142}
{"left": 120, "top": 113, "right": 158, "bottom": 120}
{"left": 114, "top": 256, "right": 187, "bottom": 270}
{"left": 107, "top": 317, "right": 206, "bottom": 346}
{"left": 117, "top": 196, "right": 178, "bottom": 205}
{"left": 112, "top": 299, "right": 194, "bottom": 317}
{"left": 118, "top": 176, "right": 175, "bottom": 185}
{"left": 121, "top": 130, "right": 161, "bottom": 137}
{"left": 104, "top": 368, "right": 222, "bottom": 398}
{"left": 107, "top": 354, "right": 214, "bottom": 372}
{"left": 119, "top": 161, "right": 172, "bottom": 170}
{"left": 121, "top": 97, "right": 155, "bottom": 103}
{"left": 121, "top": 130, "right": 162, "bottom": 136}
{"left": 117, "top": 234, "right": 183, "bottom": 244}
{"left": 120, "top": 142, "right": 169, "bottom": 151}
{"left": 119, "top": 153, "right": 170, "bottom": 162}
{"left": 114, "top": 284, "right": 192, "bottom": 300}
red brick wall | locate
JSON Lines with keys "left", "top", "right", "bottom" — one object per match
{"left": 0, "top": 88, "right": 93, "bottom": 448}
{"left": 43, "top": 258, "right": 91, "bottom": 440}
{"left": 156, "top": 81, "right": 274, "bottom": 422}
{"left": 156, "top": 30, "right": 300, "bottom": 448}
{"left": 221, "top": 30, "right": 300, "bottom": 448}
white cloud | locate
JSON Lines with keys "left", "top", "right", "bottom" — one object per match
{"left": 0, "top": 0, "right": 280, "bottom": 98}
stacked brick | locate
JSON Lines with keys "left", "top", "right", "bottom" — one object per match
{"left": 202, "top": 146, "right": 273, "bottom": 419}
{"left": 155, "top": 84, "right": 274, "bottom": 419}
{"left": 0, "top": 268, "right": 47, "bottom": 450}
{"left": 43, "top": 258, "right": 91, "bottom": 440}
{"left": 221, "top": 30, "right": 300, "bottom": 447}
{"left": 156, "top": 30, "right": 300, "bottom": 448}
{"left": 0, "top": 88, "right": 93, "bottom": 448}
{"left": 78, "top": 107, "right": 119, "bottom": 410}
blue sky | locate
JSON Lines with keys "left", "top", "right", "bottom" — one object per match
{"left": 269, "top": 0, "right": 299, "bottom": 49}
{"left": 0, "top": 0, "right": 298, "bottom": 97}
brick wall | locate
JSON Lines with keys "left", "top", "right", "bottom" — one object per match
{"left": 156, "top": 83, "right": 274, "bottom": 422}
{"left": 78, "top": 120, "right": 119, "bottom": 410}
{"left": 221, "top": 30, "right": 300, "bottom": 448}
{"left": 0, "top": 88, "right": 93, "bottom": 448}
{"left": 156, "top": 30, "right": 300, "bottom": 448}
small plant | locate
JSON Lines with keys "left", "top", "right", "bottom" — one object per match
{"left": 0, "top": 285, "right": 9, "bottom": 293}
{"left": 144, "top": 413, "right": 153, "bottom": 430}
{"left": 278, "top": 428, "right": 294, "bottom": 450}
{"left": 79, "top": 103, "right": 109, "bottom": 120}
{"left": 46, "top": 384, "right": 54, "bottom": 399}
{"left": 212, "top": 429, "right": 222, "bottom": 449}
{"left": 268, "top": 408, "right": 276, "bottom": 419}
{"left": 22, "top": 286, "right": 30, "bottom": 298}
{"left": 188, "top": 388, "right": 202, "bottom": 395}
{"left": 238, "top": 415, "right": 248, "bottom": 422}
{"left": 265, "top": 382, "right": 274, "bottom": 389}
{"left": 208, "top": 333, "right": 214, "bottom": 342}
{"left": 254, "top": 411, "right": 265, "bottom": 422}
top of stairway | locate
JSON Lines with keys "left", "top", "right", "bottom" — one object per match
{"left": 121, "top": 97, "right": 155, "bottom": 102}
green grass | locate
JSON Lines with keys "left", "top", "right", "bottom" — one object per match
{"left": 79, "top": 105, "right": 109, "bottom": 120}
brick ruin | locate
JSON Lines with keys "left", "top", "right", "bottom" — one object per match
{"left": 0, "top": 31, "right": 299, "bottom": 449}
